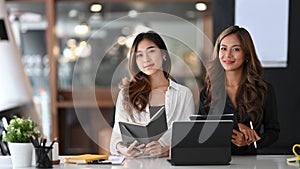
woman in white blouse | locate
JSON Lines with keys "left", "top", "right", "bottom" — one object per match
{"left": 110, "top": 31, "right": 195, "bottom": 158}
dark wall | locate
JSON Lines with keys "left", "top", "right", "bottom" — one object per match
{"left": 212, "top": 0, "right": 299, "bottom": 154}
{"left": 212, "top": 0, "right": 235, "bottom": 42}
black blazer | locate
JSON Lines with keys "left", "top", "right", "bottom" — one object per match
{"left": 198, "top": 83, "right": 280, "bottom": 155}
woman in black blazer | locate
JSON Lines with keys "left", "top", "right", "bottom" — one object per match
{"left": 198, "top": 25, "right": 280, "bottom": 155}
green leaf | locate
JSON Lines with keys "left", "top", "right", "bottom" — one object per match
{"left": 2, "top": 116, "right": 41, "bottom": 143}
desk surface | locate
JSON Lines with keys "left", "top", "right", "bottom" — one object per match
{"left": 0, "top": 155, "right": 299, "bottom": 169}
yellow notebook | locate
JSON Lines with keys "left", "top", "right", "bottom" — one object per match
{"left": 64, "top": 154, "right": 109, "bottom": 164}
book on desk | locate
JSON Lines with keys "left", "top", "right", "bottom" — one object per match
{"left": 64, "top": 154, "right": 124, "bottom": 165}
{"left": 119, "top": 106, "right": 167, "bottom": 146}
{"left": 64, "top": 154, "right": 108, "bottom": 164}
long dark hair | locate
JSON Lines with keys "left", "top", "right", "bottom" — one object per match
{"left": 203, "top": 25, "right": 268, "bottom": 125}
{"left": 122, "top": 31, "right": 171, "bottom": 119}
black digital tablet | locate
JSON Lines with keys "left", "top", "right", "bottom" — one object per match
{"left": 169, "top": 120, "right": 233, "bottom": 165}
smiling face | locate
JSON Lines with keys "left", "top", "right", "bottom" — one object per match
{"left": 135, "top": 39, "right": 164, "bottom": 76}
{"left": 219, "top": 33, "right": 246, "bottom": 73}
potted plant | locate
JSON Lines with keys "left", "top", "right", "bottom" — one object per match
{"left": 2, "top": 116, "right": 41, "bottom": 168}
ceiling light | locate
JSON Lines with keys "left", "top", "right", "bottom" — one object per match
{"left": 90, "top": 3, "right": 102, "bottom": 13}
{"left": 68, "top": 9, "right": 78, "bottom": 18}
{"left": 117, "top": 36, "right": 127, "bottom": 46}
{"left": 195, "top": 2, "right": 207, "bottom": 11}
{"left": 74, "top": 22, "right": 90, "bottom": 36}
{"left": 128, "top": 10, "right": 138, "bottom": 18}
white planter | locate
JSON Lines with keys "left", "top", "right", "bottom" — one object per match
{"left": 8, "top": 142, "right": 33, "bottom": 168}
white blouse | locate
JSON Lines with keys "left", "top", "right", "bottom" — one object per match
{"left": 110, "top": 79, "right": 195, "bottom": 155}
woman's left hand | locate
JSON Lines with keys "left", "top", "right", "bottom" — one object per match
{"left": 143, "top": 141, "right": 169, "bottom": 157}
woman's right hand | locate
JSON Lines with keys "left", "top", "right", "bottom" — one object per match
{"left": 231, "top": 123, "right": 261, "bottom": 147}
{"left": 237, "top": 123, "right": 261, "bottom": 145}
{"left": 116, "top": 140, "right": 145, "bottom": 157}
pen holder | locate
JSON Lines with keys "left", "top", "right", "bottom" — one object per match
{"left": 35, "top": 146, "right": 53, "bottom": 168}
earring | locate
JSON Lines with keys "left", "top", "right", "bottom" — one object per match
{"left": 163, "top": 56, "right": 166, "bottom": 61}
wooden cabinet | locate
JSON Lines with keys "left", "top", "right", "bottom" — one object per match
{"left": 55, "top": 89, "right": 116, "bottom": 154}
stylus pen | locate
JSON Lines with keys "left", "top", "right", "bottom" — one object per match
{"left": 249, "top": 121, "right": 257, "bottom": 149}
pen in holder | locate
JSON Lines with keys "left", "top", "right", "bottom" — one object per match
{"left": 29, "top": 136, "right": 58, "bottom": 167}
{"left": 35, "top": 146, "right": 53, "bottom": 168}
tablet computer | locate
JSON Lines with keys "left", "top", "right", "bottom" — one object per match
{"left": 168, "top": 120, "right": 233, "bottom": 165}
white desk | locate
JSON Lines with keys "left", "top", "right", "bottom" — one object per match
{"left": 0, "top": 155, "right": 298, "bottom": 169}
